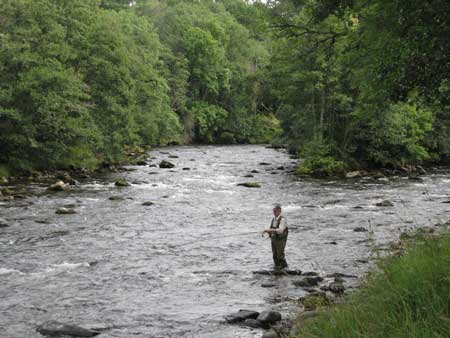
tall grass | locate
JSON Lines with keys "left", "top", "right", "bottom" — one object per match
{"left": 292, "top": 233, "right": 450, "bottom": 338}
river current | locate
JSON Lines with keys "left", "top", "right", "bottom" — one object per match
{"left": 1, "top": 145, "right": 449, "bottom": 337}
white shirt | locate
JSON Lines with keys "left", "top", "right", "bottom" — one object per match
{"left": 269, "top": 214, "right": 288, "bottom": 235}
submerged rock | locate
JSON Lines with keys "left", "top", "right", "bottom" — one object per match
{"left": 376, "top": 200, "right": 394, "bottom": 207}
{"left": 0, "top": 218, "right": 9, "bottom": 228}
{"left": 237, "top": 182, "right": 261, "bottom": 188}
{"left": 37, "top": 320, "right": 100, "bottom": 337}
{"left": 142, "top": 201, "right": 154, "bottom": 206}
{"left": 353, "top": 227, "right": 368, "bottom": 232}
{"left": 109, "top": 196, "right": 125, "bottom": 201}
{"left": 159, "top": 160, "right": 175, "bottom": 169}
{"left": 225, "top": 309, "right": 259, "bottom": 323}
{"left": 257, "top": 310, "right": 282, "bottom": 324}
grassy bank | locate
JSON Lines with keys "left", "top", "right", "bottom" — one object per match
{"left": 292, "top": 230, "right": 450, "bottom": 338}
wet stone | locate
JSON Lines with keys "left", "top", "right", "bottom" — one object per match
{"left": 55, "top": 207, "right": 76, "bottom": 215}
{"left": 257, "top": 310, "right": 282, "bottom": 324}
{"left": 237, "top": 182, "right": 261, "bottom": 188}
{"left": 261, "top": 281, "right": 277, "bottom": 288}
{"left": 115, "top": 179, "right": 130, "bottom": 187}
{"left": 37, "top": 320, "right": 100, "bottom": 337}
{"left": 262, "top": 331, "right": 277, "bottom": 338}
{"left": 0, "top": 218, "right": 9, "bottom": 228}
{"left": 142, "top": 202, "right": 154, "bottom": 206}
{"left": 353, "top": 227, "right": 368, "bottom": 232}
{"left": 225, "top": 309, "right": 259, "bottom": 323}
{"left": 293, "top": 276, "right": 323, "bottom": 287}
{"left": 109, "top": 196, "right": 125, "bottom": 201}
{"left": 159, "top": 160, "right": 175, "bottom": 168}
{"left": 243, "top": 318, "right": 265, "bottom": 329}
{"left": 376, "top": 200, "right": 394, "bottom": 207}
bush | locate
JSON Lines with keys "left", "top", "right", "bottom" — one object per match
{"left": 297, "top": 139, "right": 346, "bottom": 177}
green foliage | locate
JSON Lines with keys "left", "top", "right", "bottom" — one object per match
{"left": 293, "top": 233, "right": 450, "bottom": 338}
{"left": 297, "top": 138, "right": 346, "bottom": 177}
{"left": 266, "top": 0, "right": 450, "bottom": 171}
{"left": 189, "top": 102, "right": 228, "bottom": 143}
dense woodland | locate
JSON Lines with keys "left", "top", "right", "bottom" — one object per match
{"left": 0, "top": 0, "right": 449, "bottom": 176}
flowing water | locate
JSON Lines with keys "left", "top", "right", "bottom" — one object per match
{"left": 1, "top": 145, "right": 450, "bottom": 338}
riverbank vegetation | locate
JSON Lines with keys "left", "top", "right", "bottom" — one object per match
{"left": 0, "top": 0, "right": 280, "bottom": 175}
{"left": 291, "top": 229, "right": 450, "bottom": 338}
{"left": 266, "top": 0, "right": 450, "bottom": 176}
{"left": 1, "top": 0, "right": 449, "bottom": 177}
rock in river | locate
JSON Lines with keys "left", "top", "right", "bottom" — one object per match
{"left": 0, "top": 218, "right": 9, "bottom": 228}
{"left": 115, "top": 179, "right": 130, "bottom": 187}
{"left": 293, "top": 276, "right": 323, "bottom": 287}
{"left": 256, "top": 310, "right": 282, "bottom": 324}
{"left": 37, "top": 320, "right": 100, "bottom": 337}
{"left": 56, "top": 207, "right": 76, "bottom": 215}
{"left": 225, "top": 309, "right": 259, "bottom": 323}
{"left": 237, "top": 182, "right": 261, "bottom": 188}
{"left": 353, "top": 227, "right": 368, "bottom": 232}
{"left": 376, "top": 200, "right": 394, "bottom": 207}
{"left": 159, "top": 160, "right": 175, "bottom": 169}
{"left": 142, "top": 201, "right": 154, "bottom": 206}
{"left": 47, "top": 181, "right": 69, "bottom": 192}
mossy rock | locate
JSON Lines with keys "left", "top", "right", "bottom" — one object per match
{"left": 115, "top": 179, "right": 130, "bottom": 187}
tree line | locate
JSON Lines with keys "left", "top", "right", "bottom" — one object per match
{"left": 0, "top": 0, "right": 279, "bottom": 174}
{"left": 1, "top": 0, "right": 449, "bottom": 176}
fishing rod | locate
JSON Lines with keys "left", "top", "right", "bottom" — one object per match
{"left": 173, "top": 230, "right": 265, "bottom": 248}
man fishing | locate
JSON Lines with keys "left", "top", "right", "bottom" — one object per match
{"left": 262, "top": 204, "right": 288, "bottom": 270}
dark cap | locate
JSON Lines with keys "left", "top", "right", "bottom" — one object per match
{"left": 273, "top": 203, "right": 282, "bottom": 209}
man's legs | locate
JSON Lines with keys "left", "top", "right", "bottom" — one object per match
{"left": 271, "top": 240, "right": 279, "bottom": 267}
{"left": 275, "top": 239, "right": 288, "bottom": 268}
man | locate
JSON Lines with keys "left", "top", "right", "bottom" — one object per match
{"left": 262, "top": 204, "right": 288, "bottom": 270}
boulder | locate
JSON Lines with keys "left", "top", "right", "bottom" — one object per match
{"left": 115, "top": 179, "right": 130, "bottom": 187}
{"left": 244, "top": 174, "right": 254, "bottom": 178}
{"left": 237, "top": 182, "right": 261, "bottom": 188}
{"left": 182, "top": 167, "right": 191, "bottom": 171}
{"left": 277, "top": 166, "right": 285, "bottom": 170}
{"left": 136, "top": 160, "right": 147, "bottom": 166}
{"left": 416, "top": 165, "right": 427, "bottom": 175}
{"left": 0, "top": 218, "right": 9, "bottom": 228}
{"left": 376, "top": 200, "right": 394, "bottom": 207}
{"left": 353, "top": 227, "right": 368, "bottom": 232}
{"left": 328, "top": 279, "right": 345, "bottom": 294}
{"left": 142, "top": 202, "right": 154, "bottom": 206}
{"left": 243, "top": 318, "right": 265, "bottom": 329}
{"left": 37, "top": 320, "right": 100, "bottom": 337}
{"left": 293, "top": 276, "right": 323, "bottom": 287}
{"left": 47, "top": 181, "right": 69, "bottom": 192}
{"left": 149, "top": 164, "right": 157, "bottom": 168}
{"left": 168, "top": 155, "right": 179, "bottom": 159}
{"left": 159, "top": 160, "right": 175, "bottom": 169}
{"left": 257, "top": 310, "right": 282, "bottom": 324}
{"left": 345, "top": 171, "right": 362, "bottom": 179}
{"left": 262, "top": 331, "right": 277, "bottom": 338}
{"left": 251, "top": 170, "right": 260, "bottom": 173}
{"left": 55, "top": 207, "right": 76, "bottom": 215}
{"left": 109, "top": 196, "right": 125, "bottom": 201}
{"left": 259, "top": 162, "right": 271, "bottom": 166}
{"left": 302, "top": 271, "right": 319, "bottom": 277}
{"left": 225, "top": 309, "right": 260, "bottom": 323}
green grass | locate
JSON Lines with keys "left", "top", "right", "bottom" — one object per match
{"left": 292, "top": 232, "right": 450, "bottom": 338}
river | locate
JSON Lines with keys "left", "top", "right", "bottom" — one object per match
{"left": 1, "top": 145, "right": 449, "bottom": 338}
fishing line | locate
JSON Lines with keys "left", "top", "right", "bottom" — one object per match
{"left": 173, "top": 230, "right": 264, "bottom": 248}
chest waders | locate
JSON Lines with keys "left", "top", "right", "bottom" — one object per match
{"left": 270, "top": 216, "right": 288, "bottom": 269}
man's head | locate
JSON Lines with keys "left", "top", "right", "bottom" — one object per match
{"left": 273, "top": 204, "right": 281, "bottom": 217}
